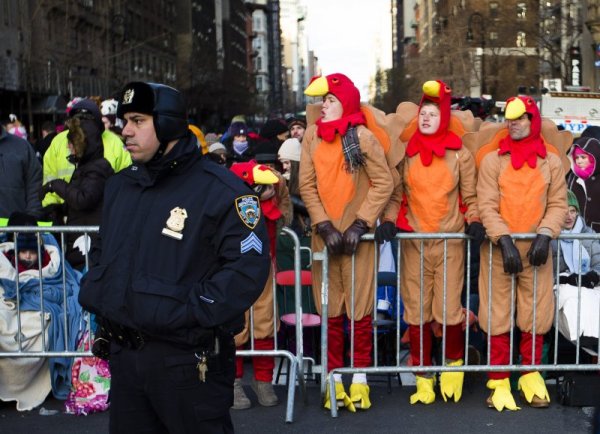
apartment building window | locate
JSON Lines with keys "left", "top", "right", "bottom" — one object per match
{"left": 256, "top": 76, "right": 263, "bottom": 92}
{"left": 516, "top": 31, "right": 526, "bottom": 47}
{"left": 489, "top": 31, "right": 498, "bottom": 41}
{"left": 253, "top": 16, "right": 262, "bottom": 31}
{"left": 490, "top": 2, "right": 498, "bottom": 19}
{"left": 3, "top": 2, "right": 10, "bottom": 26}
{"left": 517, "top": 3, "right": 527, "bottom": 20}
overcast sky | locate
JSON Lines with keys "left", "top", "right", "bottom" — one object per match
{"left": 300, "top": 0, "right": 393, "bottom": 100}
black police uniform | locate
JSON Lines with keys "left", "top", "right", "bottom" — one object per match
{"left": 79, "top": 129, "right": 271, "bottom": 433}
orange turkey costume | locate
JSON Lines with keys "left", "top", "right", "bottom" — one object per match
{"left": 299, "top": 73, "right": 393, "bottom": 410}
{"left": 474, "top": 95, "right": 567, "bottom": 410}
{"left": 380, "top": 81, "right": 480, "bottom": 393}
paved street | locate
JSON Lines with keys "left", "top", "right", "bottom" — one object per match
{"left": 0, "top": 374, "right": 595, "bottom": 433}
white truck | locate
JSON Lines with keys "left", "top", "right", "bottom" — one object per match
{"left": 539, "top": 91, "right": 600, "bottom": 136}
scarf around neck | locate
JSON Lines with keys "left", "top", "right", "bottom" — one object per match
{"left": 560, "top": 216, "right": 591, "bottom": 274}
{"left": 233, "top": 140, "right": 249, "bottom": 155}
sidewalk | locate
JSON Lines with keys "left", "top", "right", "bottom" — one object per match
{"left": 0, "top": 376, "right": 594, "bottom": 433}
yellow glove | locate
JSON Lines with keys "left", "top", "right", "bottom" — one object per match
{"left": 324, "top": 381, "right": 356, "bottom": 412}
{"left": 349, "top": 383, "right": 371, "bottom": 410}
{"left": 410, "top": 375, "right": 436, "bottom": 405}
{"left": 518, "top": 372, "right": 550, "bottom": 404}
{"left": 439, "top": 359, "right": 465, "bottom": 402}
{"left": 486, "top": 378, "right": 521, "bottom": 412}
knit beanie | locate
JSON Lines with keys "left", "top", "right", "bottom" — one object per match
{"left": 288, "top": 118, "right": 306, "bottom": 131}
{"left": 208, "top": 142, "right": 227, "bottom": 153}
{"left": 278, "top": 138, "right": 301, "bottom": 162}
{"left": 567, "top": 190, "right": 580, "bottom": 213}
{"left": 259, "top": 119, "right": 288, "bottom": 139}
{"left": 205, "top": 133, "right": 219, "bottom": 146}
{"left": 8, "top": 212, "right": 40, "bottom": 251}
{"left": 228, "top": 122, "right": 247, "bottom": 137}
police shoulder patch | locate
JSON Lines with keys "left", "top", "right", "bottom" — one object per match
{"left": 235, "top": 195, "right": 261, "bottom": 229}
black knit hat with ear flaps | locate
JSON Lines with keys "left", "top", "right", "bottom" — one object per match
{"left": 116, "top": 81, "right": 188, "bottom": 144}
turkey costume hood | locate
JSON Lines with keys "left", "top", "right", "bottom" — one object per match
{"left": 499, "top": 95, "right": 546, "bottom": 169}
{"left": 406, "top": 80, "right": 462, "bottom": 166}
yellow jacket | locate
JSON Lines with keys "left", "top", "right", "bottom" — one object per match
{"left": 42, "top": 130, "right": 131, "bottom": 207}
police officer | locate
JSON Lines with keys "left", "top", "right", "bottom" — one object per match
{"left": 79, "top": 82, "right": 271, "bottom": 433}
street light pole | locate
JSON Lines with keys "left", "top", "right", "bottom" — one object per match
{"left": 466, "top": 12, "right": 486, "bottom": 96}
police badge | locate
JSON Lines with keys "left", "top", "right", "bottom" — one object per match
{"left": 162, "top": 207, "right": 188, "bottom": 240}
{"left": 235, "top": 195, "right": 261, "bottom": 229}
{"left": 122, "top": 88, "right": 135, "bottom": 104}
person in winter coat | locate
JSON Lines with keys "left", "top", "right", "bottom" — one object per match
{"left": 223, "top": 121, "right": 256, "bottom": 167}
{"left": 566, "top": 136, "right": 600, "bottom": 232}
{"left": 287, "top": 118, "right": 306, "bottom": 142}
{"left": 300, "top": 73, "right": 394, "bottom": 412}
{"left": 477, "top": 95, "right": 567, "bottom": 411}
{"left": 39, "top": 101, "right": 115, "bottom": 270}
{"left": 1, "top": 211, "right": 83, "bottom": 404}
{"left": 278, "top": 138, "right": 309, "bottom": 236}
{"left": 376, "top": 80, "right": 482, "bottom": 405}
{"left": 41, "top": 99, "right": 131, "bottom": 224}
{"left": 0, "top": 123, "right": 42, "bottom": 219}
{"left": 78, "top": 81, "right": 271, "bottom": 433}
{"left": 552, "top": 190, "right": 600, "bottom": 287}
{"left": 229, "top": 161, "right": 291, "bottom": 410}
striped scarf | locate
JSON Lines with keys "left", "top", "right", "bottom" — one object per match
{"left": 341, "top": 126, "right": 365, "bottom": 173}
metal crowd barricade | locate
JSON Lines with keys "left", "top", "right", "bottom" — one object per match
{"left": 235, "top": 227, "right": 307, "bottom": 423}
{"left": 315, "top": 232, "right": 600, "bottom": 418}
{"left": 0, "top": 225, "right": 310, "bottom": 422}
{"left": 0, "top": 225, "right": 97, "bottom": 359}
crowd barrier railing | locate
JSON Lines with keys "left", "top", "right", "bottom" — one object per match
{"left": 315, "top": 232, "right": 600, "bottom": 418}
{"left": 0, "top": 226, "right": 98, "bottom": 359}
{"left": 0, "top": 225, "right": 309, "bottom": 422}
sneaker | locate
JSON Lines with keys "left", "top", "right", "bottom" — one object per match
{"left": 251, "top": 378, "right": 279, "bottom": 407}
{"left": 232, "top": 378, "right": 251, "bottom": 410}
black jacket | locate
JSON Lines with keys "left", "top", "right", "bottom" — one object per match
{"left": 51, "top": 120, "right": 114, "bottom": 269}
{"left": 222, "top": 136, "right": 257, "bottom": 167}
{"left": 79, "top": 133, "right": 271, "bottom": 346}
{"left": 567, "top": 137, "right": 600, "bottom": 232}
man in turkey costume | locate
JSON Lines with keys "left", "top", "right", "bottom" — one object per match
{"left": 476, "top": 95, "right": 567, "bottom": 411}
{"left": 299, "top": 73, "right": 394, "bottom": 411}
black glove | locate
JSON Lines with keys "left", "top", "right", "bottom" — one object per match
{"left": 581, "top": 271, "right": 600, "bottom": 288}
{"left": 39, "top": 181, "right": 54, "bottom": 201}
{"left": 41, "top": 203, "right": 66, "bottom": 226}
{"left": 527, "top": 234, "right": 552, "bottom": 266}
{"left": 375, "top": 221, "right": 398, "bottom": 244}
{"left": 316, "top": 221, "right": 344, "bottom": 255}
{"left": 497, "top": 235, "right": 523, "bottom": 274}
{"left": 466, "top": 221, "right": 486, "bottom": 245}
{"left": 559, "top": 273, "right": 579, "bottom": 285}
{"left": 342, "top": 219, "right": 369, "bottom": 255}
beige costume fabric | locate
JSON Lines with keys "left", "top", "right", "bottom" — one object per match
{"left": 477, "top": 152, "right": 567, "bottom": 335}
{"left": 300, "top": 124, "right": 393, "bottom": 321}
